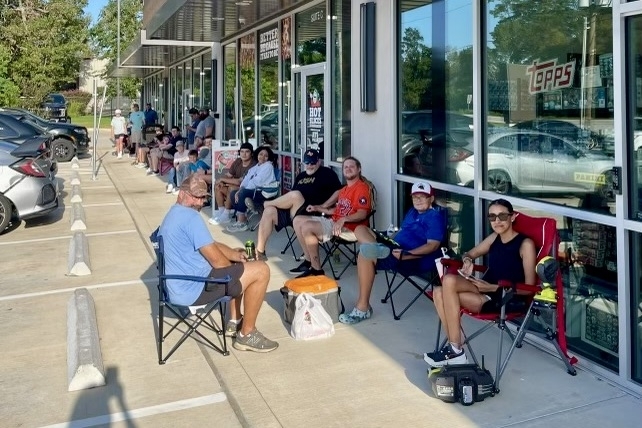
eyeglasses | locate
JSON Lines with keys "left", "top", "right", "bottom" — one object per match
{"left": 303, "top": 161, "right": 315, "bottom": 165}
{"left": 487, "top": 212, "right": 512, "bottom": 222}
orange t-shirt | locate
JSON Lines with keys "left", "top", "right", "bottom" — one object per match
{"left": 332, "top": 179, "right": 372, "bottom": 230}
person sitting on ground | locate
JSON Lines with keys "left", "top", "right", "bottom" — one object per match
{"left": 290, "top": 156, "right": 373, "bottom": 278}
{"left": 339, "top": 182, "right": 447, "bottom": 324}
{"left": 147, "top": 131, "right": 178, "bottom": 176}
{"left": 209, "top": 142, "right": 256, "bottom": 225}
{"left": 253, "top": 148, "right": 342, "bottom": 261}
{"left": 111, "top": 109, "right": 128, "bottom": 159}
{"left": 165, "top": 141, "right": 189, "bottom": 193}
{"left": 158, "top": 174, "right": 278, "bottom": 353}
{"left": 226, "top": 146, "right": 277, "bottom": 233}
{"left": 423, "top": 198, "right": 536, "bottom": 367}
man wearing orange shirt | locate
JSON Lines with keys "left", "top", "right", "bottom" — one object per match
{"left": 291, "top": 157, "right": 373, "bottom": 278}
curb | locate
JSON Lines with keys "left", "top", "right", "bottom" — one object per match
{"left": 68, "top": 232, "right": 91, "bottom": 276}
{"left": 70, "top": 203, "right": 87, "bottom": 231}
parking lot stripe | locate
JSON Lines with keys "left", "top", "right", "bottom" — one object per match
{"left": 82, "top": 202, "right": 124, "bottom": 207}
{"left": 39, "top": 393, "right": 228, "bottom": 428}
{"left": 0, "top": 230, "right": 137, "bottom": 246}
{"left": 0, "top": 278, "right": 157, "bottom": 302}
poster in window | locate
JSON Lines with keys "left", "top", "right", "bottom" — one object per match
{"left": 307, "top": 89, "right": 323, "bottom": 149}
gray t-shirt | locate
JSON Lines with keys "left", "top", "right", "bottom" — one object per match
{"left": 195, "top": 115, "right": 215, "bottom": 139}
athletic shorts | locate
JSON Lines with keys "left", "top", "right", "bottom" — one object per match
{"left": 308, "top": 216, "right": 357, "bottom": 243}
{"left": 193, "top": 263, "right": 244, "bottom": 305}
{"left": 130, "top": 130, "right": 143, "bottom": 144}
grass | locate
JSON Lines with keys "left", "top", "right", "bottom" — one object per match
{"left": 71, "top": 115, "right": 112, "bottom": 129}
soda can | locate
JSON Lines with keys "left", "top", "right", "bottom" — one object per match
{"left": 245, "top": 240, "right": 256, "bottom": 260}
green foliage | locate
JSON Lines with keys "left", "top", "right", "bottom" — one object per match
{"left": 400, "top": 28, "right": 432, "bottom": 111}
{"left": 0, "top": 0, "right": 91, "bottom": 108}
{"left": 62, "top": 89, "right": 93, "bottom": 116}
{"left": 0, "top": 45, "right": 20, "bottom": 105}
{"left": 89, "top": 0, "right": 142, "bottom": 99}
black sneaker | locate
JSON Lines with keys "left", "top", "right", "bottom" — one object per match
{"left": 288, "top": 259, "right": 311, "bottom": 274}
{"left": 295, "top": 268, "right": 325, "bottom": 278}
{"left": 256, "top": 250, "right": 268, "bottom": 261}
{"left": 423, "top": 344, "right": 468, "bottom": 367}
{"left": 423, "top": 343, "right": 449, "bottom": 362}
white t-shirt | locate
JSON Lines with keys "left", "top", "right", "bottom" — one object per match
{"left": 111, "top": 116, "right": 127, "bottom": 135}
{"left": 173, "top": 149, "right": 189, "bottom": 165}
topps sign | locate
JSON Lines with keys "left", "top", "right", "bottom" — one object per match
{"left": 526, "top": 59, "right": 576, "bottom": 95}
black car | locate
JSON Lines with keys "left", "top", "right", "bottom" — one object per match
{"left": 0, "top": 113, "right": 56, "bottom": 172}
{"left": 512, "top": 119, "right": 613, "bottom": 154}
{"left": 40, "top": 93, "right": 69, "bottom": 123}
{"left": 0, "top": 108, "right": 89, "bottom": 162}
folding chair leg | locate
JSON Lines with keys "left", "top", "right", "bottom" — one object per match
{"left": 280, "top": 227, "right": 301, "bottom": 261}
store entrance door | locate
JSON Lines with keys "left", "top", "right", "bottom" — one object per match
{"left": 293, "top": 63, "right": 327, "bottom": 158}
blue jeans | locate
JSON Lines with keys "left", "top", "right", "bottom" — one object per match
{"left": 167, "top": 167, "right": 177, "bottom": 186}
{"left": 233, "top": 188, "right": 265, "bottom": 213}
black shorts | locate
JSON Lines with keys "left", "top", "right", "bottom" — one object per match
{"left": 275, "top": 208, "right": 292, "bottom": 232}
{"left": 193, "top": 264, "right": 244, "bottom": 305}
{"left": 114, "top": 133, "right": 126, "bottom": 139}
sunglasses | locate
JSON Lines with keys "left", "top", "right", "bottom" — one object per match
{"left": 303, "top": 160, "right": 316, "bottom": 165}
{"left": 487, "top": 212, "right": 512, "bottom": 222}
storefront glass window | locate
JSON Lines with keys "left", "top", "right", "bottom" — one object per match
{"left": 169, "top": 68, "right": 176, "bottom": 126}
{"left": 282, "top": 16, "right": 292, "bottom": 152}
{"left": 192, "top": 56, "right": 201, "bottom": 109}
{"left": 483, "top": 203, "right": 619, "bottom": 373}
{"left": 295, "top": 3, "right": 326, "bottom": 67}
{"left": 630, "top": 232, "right": 642, "bottom": 383}
{"left": 485, "top": 2, "right": 615, "bottom": 215}
{"left": 258, "top": 25, "right": 280, "bottom": 150}
{"left": 202, "top": 53, "right": 212, "bottom": 117}
{"left": 240, "top": 33, "right": 256, "bottom": 144}
{"left": 627, "top": 16, "right": 642, "bottom": 221}
{"left": 332, "top": 0, "right": 351, "bottom": 161}
{"left": 398, "top": 0, "right": 473, "bottom": 183}
{"left": 184, "top": 60, "right": 192, "bottom": 109}
{"left": 224, "top": 43, "right": 237, "bottom": 141}
{"left": 176, "top": 66, "right": 183, "bottom": 129}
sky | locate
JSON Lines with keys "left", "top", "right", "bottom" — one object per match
{"left": 84, "top": 0, "right": 110, "bottom": 25}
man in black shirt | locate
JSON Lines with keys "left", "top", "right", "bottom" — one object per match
{"left": 254, "top": 149, "right": 342, "bottom": 260}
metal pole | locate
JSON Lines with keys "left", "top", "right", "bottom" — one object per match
{"left": 92, "top": 85, "right": 108, "bottom": 181}
{"left": 580, "top": 16, "right": 588, "bottom": 129}
{"left": 92, "top": 78, "right": 98, "bottom": 178}
{"left": 117, "top": 0, "right": 121, "bottom": 109}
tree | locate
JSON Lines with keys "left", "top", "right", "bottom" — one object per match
{"left": 89, "top": 0, "right": 142, "bottom": 99}
{"left": 400, "top": 27, "right": 432, "bottom": 111}
{"left": 0, "top": 0, "right": 90, "bottom": 107}
{"left": 0, "top": 45, "right": 20, "bottom": 106}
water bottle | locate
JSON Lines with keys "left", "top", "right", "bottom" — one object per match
{"left": 386, "top": 223, "right": 397, "bottom": 237}
{"left": 244, "top": 240, "right": 256, "bottom": 260}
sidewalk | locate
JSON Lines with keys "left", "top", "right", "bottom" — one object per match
{"left": 0, "top": 131, "right": 639, "bottom": 427}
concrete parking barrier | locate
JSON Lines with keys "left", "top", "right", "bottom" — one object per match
{"left": 70, "top": 185, "right": 83, "bottom": 203}
{"left": 70, "top": 202, "right": 87, "bottom": 231}
{"left": 67, "top": 288, "right": 105, "bottom": 391}
{"left": 71, "top": 156, "right": 80, "bottom": 169}
{"left": 68, "top": 232, "right": 91, "bottom": 276}
{"left": 70, "top": 171, "right": 81, "bottom": 186}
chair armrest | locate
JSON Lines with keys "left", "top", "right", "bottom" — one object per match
{"left": 441, "top": 258, "right": 486, "bottom": 274}
{"left": 161, "top": 274, "right": 232, "bottom": 284}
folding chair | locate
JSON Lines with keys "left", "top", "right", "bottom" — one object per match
{"left": 279, "top": 223, "right": 301, "bottom": 261}
{"left": 150, "top": 229, "right": 232, "bottom": 364}
{"left": 159, "top": 156, "right": 174, "bottom": 176}
{"left": 380, "top": 206, "right": 449, "bottom": 320}
{"left": 434, "top": 212, "right": 577, "bottom": 391}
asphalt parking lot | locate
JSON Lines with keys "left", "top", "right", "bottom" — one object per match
{"left": 0, "top": 131, "right": 640, "bottom": 428}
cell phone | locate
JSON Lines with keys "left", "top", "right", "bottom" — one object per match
{"left": 458, "top": 269, "right": 475, "bottom": 280}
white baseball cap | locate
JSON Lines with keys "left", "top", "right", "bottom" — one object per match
{"left": 115, "top": 109, "right": 122, "bottom": 114}
{"left": 411, "top": 181, "right": 434, "bottom": 196}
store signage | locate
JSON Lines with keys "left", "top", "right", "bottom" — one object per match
{"left": 308, "top": 89, "right": 323, "bottom": 146}
{"left": 526, "top": 59, "right": 575, "bottom": 95}
{"left": 260, "top": 28, "right": 279, "bottom": 61}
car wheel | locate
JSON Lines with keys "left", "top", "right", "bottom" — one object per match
{"left": 0, "top": 194, "right": 13, "bottom": 232}
{"left": 488, "top": 170, "right": 512, "bottom": 194}
{"left": 52, "top": 138, "right": 75, "bottom": 162}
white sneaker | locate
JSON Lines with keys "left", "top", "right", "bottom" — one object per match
{"left": 117, "top": 152, "right": 122, "bottom": 159}
{"left": 226, "top": 221, "right": 249, "bottom": 233}
{"left": 136, "top": 163, "right": 147, "bottom": 169}
{"left": 172, "top": 189, "right": 179, "bottom": 195}
{"left": 146, "top": 167, "right": 151, "bottom": 173}
{"left": 166, "top": 184, "right": 174, "bottom": 193}
{"left": 209, "top": 213, "right": 231, "bottom": 225}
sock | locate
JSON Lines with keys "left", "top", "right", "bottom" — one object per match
{"left": 228, "top": 318, "right": 242, "bottom": 324}
{"left": 223, "top": 209, "right": 231, "bottom": 216}
{"left": 450, "top": 343, "right": 462, "bottom": 354}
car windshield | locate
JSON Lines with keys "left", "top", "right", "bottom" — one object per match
{"left": 44, "top": 94, "right": 65, "bottom": 104}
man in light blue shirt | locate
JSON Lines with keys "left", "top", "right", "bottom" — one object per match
{"left": 158, "top": 174, "right": 278, "bottom": 353}
{"left": 128, "top": 103, "right": 145, "bottom": 154}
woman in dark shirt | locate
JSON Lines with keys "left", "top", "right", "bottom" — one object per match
{"left": 424, "top": 199, "right": 537, "bottom": 367}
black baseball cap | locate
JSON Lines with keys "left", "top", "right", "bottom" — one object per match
{"left": 303, "top": 149, "right": 320, "bottom": 164}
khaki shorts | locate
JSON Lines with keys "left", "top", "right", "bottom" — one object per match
{"left": 309, "top": 216, "right": 357, "bottom": 243}
{"left": 130, "top": 130, "right": 143, "bottom": 144}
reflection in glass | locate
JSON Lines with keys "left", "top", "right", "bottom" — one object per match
{"left": 193, "top": 56, "right": 201, "bottom": 109}
{"left": 240, "top": 33, "right": 256, "bottom": 144}
{"left": 202, "top": 53, "right": 212, "bottom": 116}
{"left": 627, "top": 16, "right": 642, "bottom": 221}
{"left": 332, "top": 0, "right": 351, "bottom": 161}
{"left": 169, "top": 68, "right": 176, "bottom": 126}
{"left": 398, "top": 0, "right": 473, "bottom": 184}
{"left": 486, "top": 1, "right": 615, "bottom": 215}
{"left": 176, "top": 66, "right": 183, "bottom": 129}
{"left": 295, "top": 3, "right": 326, "bottom": 66}
{"left": 258, "top": 25, "right": 280, "bottom": 150}
{"left": 282, "top": 16, "right": 292, "bottom": 152}
{"left": 630, "top": 233, "right": 642, "bottom": 383}
{"left": 224, "top": 44, "right": 237, "bottom": 140}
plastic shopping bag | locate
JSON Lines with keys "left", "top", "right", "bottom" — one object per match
{"left": 435, "top": 247, "right": 450, "bottom": 280}
{"left": 291, "top": 293, "right": 335, "bottom": 341}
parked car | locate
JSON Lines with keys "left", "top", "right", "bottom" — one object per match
{"left": 40, "top": 93, "right": 69, "bottom": 123}
{"left": 0, "top": 108, "right": 89, "bottom": 162}
{"left": 400, "top": 110, "right": 474, "bottom": 158}
{"left": 0, "top": 139, "right": 58, "bottom": 232}
{"left": 512, "top": 119, "right": 614, "bottom": 155}
{"left": 0, "top": 113, "right": 55, "bottom": 166}
{"left": 450, "top": 130, "right": 615, "bottom": 199}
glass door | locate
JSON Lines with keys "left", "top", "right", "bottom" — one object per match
{"left": 181, "top": 89, "right": 191, "bottom": 132}
{"left": 293, "top": 63, "right": 327, "bottom": 158}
